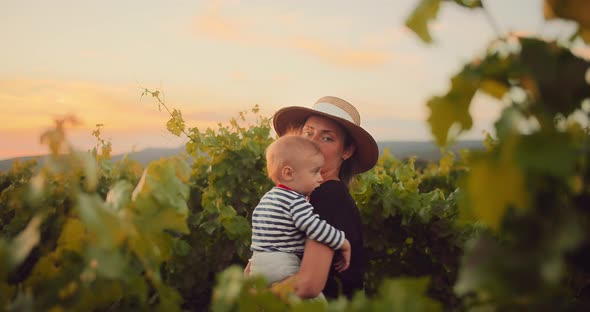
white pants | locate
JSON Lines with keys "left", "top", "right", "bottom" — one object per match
{"left": 250, "top": 251, "right": 301, "bottom": 284}
{"left": 249, "top": 251, "right": 326, "bottom": 302}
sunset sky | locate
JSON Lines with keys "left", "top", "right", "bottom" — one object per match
{"left": 0, "top": 0, "right": 578, "bottom": 160}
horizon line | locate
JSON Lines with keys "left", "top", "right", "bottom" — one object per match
{"left": 0, "top": 139, "right": 485, "bottom": 162}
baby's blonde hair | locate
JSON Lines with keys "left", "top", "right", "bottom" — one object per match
{"left": 266, "top": 135, "right": 322, "bottom": 184}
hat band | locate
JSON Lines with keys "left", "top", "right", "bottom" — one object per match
{"left": 313, "top": 102, "right": 355, "bottom": 124}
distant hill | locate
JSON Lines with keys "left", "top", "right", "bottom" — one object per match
{"left": 377, "top": 140, "right": 483, "bottom": 162}
{"left": 0, "top": 141, "right": 483, "bottom": 173}
{"left": 0, "top": 147, "right": 186, "bottom": 173}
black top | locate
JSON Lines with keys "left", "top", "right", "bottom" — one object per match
{"left": 309, "top": 180, "right": 366, "bottom": 299}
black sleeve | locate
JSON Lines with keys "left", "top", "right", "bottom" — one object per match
{"left": 310, "top": 181, "right": 358, "bottom": 242}
{"left": 309, "top": 180, "right": 365, "bottom": 299}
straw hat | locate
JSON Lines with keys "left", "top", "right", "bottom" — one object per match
{"left": 273, "top": 96, "right": 378, "bottom": 174}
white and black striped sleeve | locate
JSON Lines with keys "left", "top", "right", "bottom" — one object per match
{"left": 289, "top": 198, "right": 345, "bottom": 250}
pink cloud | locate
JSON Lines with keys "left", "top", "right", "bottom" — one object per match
{"left": 193, "top": 5, "right": 244, "bottom": 41}
{"left": 0, "top": 77, "right": 259, "bottom": 159}
{"left": 190, "top": 2, "right": 396, "bottom": 69}
{"left": 287, "top": 37, "right": 391, "bottom": 69}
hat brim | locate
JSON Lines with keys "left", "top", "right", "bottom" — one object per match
{"left": 273, "top": 106, "right": 378, "bottom": 174}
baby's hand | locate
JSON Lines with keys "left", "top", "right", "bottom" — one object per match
{"left": 334, "top": 239, "right": 351, "bottom": 272}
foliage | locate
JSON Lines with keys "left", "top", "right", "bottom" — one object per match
{"left": 139, "top": 90, "right": 276, "bottom": 309}
{"left": 2, "top": 1, "right": 588, "bottom": 311}
{"left": 351, "top": 151, "right": 477, "bottom": 309}
{"left": 0, "top": 100, "right": 478, "bottom": 311}
{"left": 545, "top": 0, "right": 590, "bottom": 44}
{"left": 406, "top": 0, "right": 590, "bottom": 309}
{"left": 209, "top": 265, "right": 442, "bottom": 312}
{"left": 405, "top": 0, "right": 482, "bottom": 44}
{"left": 0, "top": 84, "right": 501, "bottom": 312}
{"left": 143, "top": 91, "right": 477, "bottom": 310}
{"left": 0, "top": 120, "right": 189, "bottom": 311}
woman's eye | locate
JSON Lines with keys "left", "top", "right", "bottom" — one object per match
{"left": 322, "top": 136, "right": 333, "bottom": 142}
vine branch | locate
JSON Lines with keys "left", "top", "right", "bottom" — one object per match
{"left": 141, "top": 88, "right": 197, "bottom": 144}
{"left": 480, "top": 0, "right": 503, "bottom": 37}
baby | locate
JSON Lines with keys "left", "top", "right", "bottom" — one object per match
{"left": 249, "top": 135, "right": 351, "bottom": 285}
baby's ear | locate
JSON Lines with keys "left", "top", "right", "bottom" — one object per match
{"left": 281, "top": 166, "right": 294, "bottom": 181}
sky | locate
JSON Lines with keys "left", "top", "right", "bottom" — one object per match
{"left": 0, "top": 0, "right": 581, "bottom": 160}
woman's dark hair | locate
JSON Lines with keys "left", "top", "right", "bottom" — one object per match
{"left": 338, "top": 131, "right": 355, "bottom": 188}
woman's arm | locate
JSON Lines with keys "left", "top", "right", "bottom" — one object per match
{"left": 274, "top": 239, "right": 334, "bottom": 298}
{"left": 243, "top": 260, "right": 251, "bottom": 277}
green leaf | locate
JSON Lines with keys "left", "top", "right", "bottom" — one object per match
{"left": 105, "top": 180, "right": 133, "bottom": 211}
{"left": 519, "top": 37, "right": 590, "bottom": 117}
{"left": 86, "top": 245, "right": 127, "bottom": 279}
{"left": 377, "top": 277, "right": 442, "bottom": 311}
{"left": 211, "top": 266, "right": 247, "bottom": 312}
{"left": 427, "top": 70, "right": 477, "bottom": 146}
{"left": 200, "top": 220, "right": 219, "bottom": 235}
{"left": 77, "top": 193, "right": 128, "bottom": 248}
{"left": 514, "top": 132, "right": 578, "bottom": 178}
{"left": 56, "top": 218, "right": 87, "bottom": 253}
{"left": 222, "top": 216, "right": 251, "bottom": 240}
{"left": 154, "top": 284, "right": 184, "bottom": 311}
{"left": 9, "top": 215, "right": 42, "bottom": 267}
{"left": 173, "top": 239, "right": 192, "bottom": 257}
{"left": 125, "top": 158, "right": 191, "bottom": 270}
{"left": 405, "top": 0, "right": 441, "bottom": 44}
{"left": 494, "top": 106, "right": 522, "bottom": 141}
{"left": 462, "top": 155, "right": 528, "bottom": 230}
{"left": 454, "top": 236, "right": 516, "bottom": 297}
{"left": 438, "top": 151, "right": 455, "bottom": 175}
{"left": 131, "top": 158, "right": 190, "bottom": 234}
{"left": 480, "top": 79, "right": 509, "bottom": 99}
{"left": 451, "top": 0, "right": 482, "bottom": 8}
{"left": 71, "top": 281, "right": 127, "bottom": 311}
{"left": 166, "top": 109, "right": 186, "bottom": 136}
{"left": 77, "top": 151, "right": 98, "bottom": 192}
{"left": 5, "top": 290, "right": 34, "bottom": 312}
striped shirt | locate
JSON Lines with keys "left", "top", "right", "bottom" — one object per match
{"left": 250, "top": 186, "right": 345, "bottom": 255}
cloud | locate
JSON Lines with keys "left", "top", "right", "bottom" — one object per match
{"left": 194, "top": 1, "right": 245, "bottom": 41}
{"left": 287, "top": 37, "right": 390, "bottom": 69}
{"left": 0, "top": 78, "right": 258, "bottom": 159}
{"left": 0, "top": 78, "right": 249, "bottom": 131}
{"left": 191, "top": 0, "right": 252, "bottom": 43}
{"left": 190, "top": 1, "right": 397, "bottom": 69}
{"left": 0, "top": 78, "right": 161, "bottom": 131}
{"left": 230, "top": 70, "right": 246, "bottom": 81}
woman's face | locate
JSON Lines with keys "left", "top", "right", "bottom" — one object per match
{"left": 301, "top": 115, "right": 355, "bottom": 181}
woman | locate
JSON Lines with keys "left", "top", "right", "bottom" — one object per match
{"left": 269, "top": 96, "right": 379, "bottom": 299}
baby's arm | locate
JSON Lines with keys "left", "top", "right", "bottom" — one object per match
{"left": 290, "top": 200, "right": 346, "bottom": 250}
{"left": 291, "top": 200, "right": 351, "bottom": 271}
